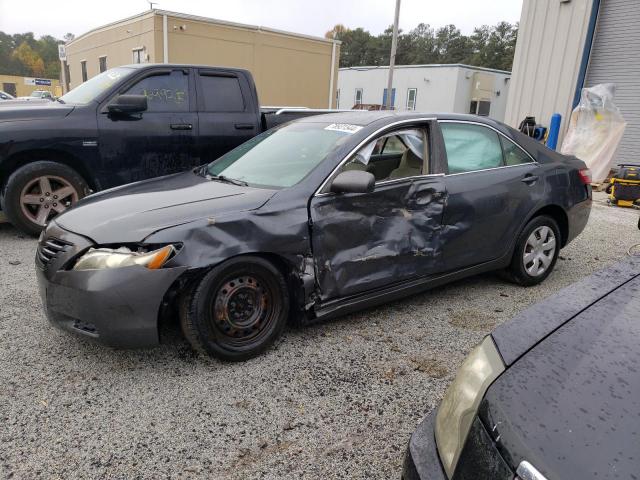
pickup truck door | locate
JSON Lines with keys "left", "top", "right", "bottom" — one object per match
{"left": 96, "top": 68, "right": 199, "bottom": 188}
{"left": 195, "top": 69, "right": 261, "bottom": 164}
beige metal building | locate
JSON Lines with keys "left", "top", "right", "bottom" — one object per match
{"left": 505, "top": 0, "right": 640, "bottom": 160}
{"left": 64, "top": 10, "right": 340, "bottom": 108}
{"left": 0, "top": 74, "right": 62, "bottom": 98}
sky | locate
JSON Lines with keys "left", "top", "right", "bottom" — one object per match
{"left": 0, "top": 0, "right": 523, "bottom": 40}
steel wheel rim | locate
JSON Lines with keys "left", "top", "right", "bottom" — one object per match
{"left": 19, "top": 175, "right": 79, "bottom": 226}
{"left": 212, "top": 274, "right": 276, "bottom": 346}
{"left": 523, "top": 226, "right": 557, "bottom": 277}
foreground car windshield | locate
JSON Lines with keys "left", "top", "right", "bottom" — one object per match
{"left": 207, "top": 122, "right": 354, "bottom": 188}
{"left": 60, "top": 67, "right": 134, "bottom": 105}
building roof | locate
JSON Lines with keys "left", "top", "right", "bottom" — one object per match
{"left": 66, "top": 9, "right": 340, "bottom": 47}
{"left": 339, "top": 63, "right": 511, "bottom": 75}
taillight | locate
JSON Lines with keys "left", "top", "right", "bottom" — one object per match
{"left": 578, "top": 168, "right": 592, "bottom": 185}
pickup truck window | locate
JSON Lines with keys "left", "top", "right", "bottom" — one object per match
{"left": 199, "top": 74, "right": 245, "bottom": 112}
{"left": 207, "top": 122, "right": 352, "bottom": 188}
{"left": 124, "top": 71, "right": 189, "bottom": 112}
{"left": 60, "top": 67, "right": 134, "bottom": 105}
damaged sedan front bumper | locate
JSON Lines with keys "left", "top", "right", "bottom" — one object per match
{"left": 35, "top": 221, "right": 186, "bottom": 348}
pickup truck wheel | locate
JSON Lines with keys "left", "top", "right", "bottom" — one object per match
{"left": 2, "top": 161, "right": 89, "bottom": 236}
{"left": 180, "top": 256, "right": 289, "bottom": 361}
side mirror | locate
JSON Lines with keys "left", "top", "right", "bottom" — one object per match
{"left": 107, "top": 94, "right": 148, "bottom": 114}
{"left": 330, "top": 170, "right": 375, "bottom": 194}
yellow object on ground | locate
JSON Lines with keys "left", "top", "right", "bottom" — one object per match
{"left": 608, "top": 164, "right": 640, "bottom": 208}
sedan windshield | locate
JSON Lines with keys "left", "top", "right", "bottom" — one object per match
{"left": 207, "top": 122, "right": 357, "bottom": 188}
{"left": 60, "top": 67, "right": 135, "bottom": 105}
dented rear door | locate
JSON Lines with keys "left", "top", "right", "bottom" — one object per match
{"left": 309, "top": 176, "right": 447, "bottom": 300}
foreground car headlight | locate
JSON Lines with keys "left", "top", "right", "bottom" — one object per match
{"left": 72, "top": 245, "right": 176, "bottom": 271}
{"left": 435, "top": 336, "right": 505, "bottom": 478}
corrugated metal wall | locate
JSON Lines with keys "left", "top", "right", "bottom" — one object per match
{"left": 505, "top": 0, "right": 594, "bottom": 141}
{"left": 585, "top": 0, "right": 640, "bottom": 163}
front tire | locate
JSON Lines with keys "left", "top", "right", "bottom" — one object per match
{"left": 2, "top": 161, "right": 89, "bottom": 236}
{"left": 180, "top": 256, "right": 290, "bottom": 361}
{"left": 503, "top": 215, "right": 560, "bottom": 286}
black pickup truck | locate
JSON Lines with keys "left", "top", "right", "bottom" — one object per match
{"left": 0, "top": 63, "right": 331, "bottom": 235}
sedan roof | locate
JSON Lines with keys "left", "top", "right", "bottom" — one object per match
{"left": 296, "top": 110, "right": 509, "bottom": 129}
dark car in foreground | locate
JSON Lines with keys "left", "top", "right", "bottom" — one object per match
{"left": 0, "top": 63, "right": 331, "bottom": 235}
{"left": 403, "top": 254, "right": 640, "bottom": 480}
{"left": 36, "top": 111, "right": 591, "bottom": 360}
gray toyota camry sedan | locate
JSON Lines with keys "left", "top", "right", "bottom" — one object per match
{"left": 36, "top": 112, "right": 592, "bottom": 360}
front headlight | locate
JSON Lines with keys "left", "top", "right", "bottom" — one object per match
{"left": 72, "top": 245, "right": 176, "bottom": 271}
{"left": 435, "top": 336, "right": 505, "bottom": 478}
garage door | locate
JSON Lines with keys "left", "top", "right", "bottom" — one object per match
{"left": 585, "top": 0, "right": 640, "bottom": 164}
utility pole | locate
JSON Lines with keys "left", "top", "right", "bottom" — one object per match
{"left": 385, "top": 0, "right": 401, "bottom": 109}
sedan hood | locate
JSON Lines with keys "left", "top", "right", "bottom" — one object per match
{"left": 0, "top": 101, "right": 74, "bottom": 121}
{"left": 55, "top": 171, "right": 277, "bottom": 243}
{"left": 484, "top": 272, "right": 640, "bottom": 480}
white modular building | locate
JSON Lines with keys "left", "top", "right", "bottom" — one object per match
{"left": 337, "top": 64, "right": 512, "bottom": 121}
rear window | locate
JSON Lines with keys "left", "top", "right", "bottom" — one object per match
{"left": 199, "top": 75, "right": 245, "bottom": 112}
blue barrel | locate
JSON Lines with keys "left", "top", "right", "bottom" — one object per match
{"left": 547, "top": 113, "right": 562, "bottom": 150}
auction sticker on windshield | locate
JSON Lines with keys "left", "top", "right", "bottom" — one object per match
{"left": 324, "top": 123, "right": 363, "bottom": 134}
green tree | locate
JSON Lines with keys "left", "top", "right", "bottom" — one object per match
{"left": 330, "top": 21, "right": 518, "bottom": 71}
{"left": 0, "top": 31, "right": 67, "bottom": 78}
{"left": 13, "top": 41, "right": 45, "bottom": 77}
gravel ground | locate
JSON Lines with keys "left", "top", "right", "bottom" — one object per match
{"left": 1, "top": 192, "right": 638, "bottom": 480}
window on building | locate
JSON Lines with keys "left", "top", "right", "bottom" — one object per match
{"left": 470, "top": 99, "right": 491, "bottom": 116}
{"left": 99, "top": 56, "right": 107, "bottom": 73}
{"left": 336, "top": 89, "right": 340, "bottom": 109}
{"left": 198, "top": 74, "right": 244, "bottom": 111}
{"left": 382, "top": 88, "right": 396, "bottom": 108}
{"left": 477, "top": 100, "right": 491, "bottom": 116}
{"left": 440, "top": 122, "right": 503, "bottom": 174}
{"left": 406, "top": 88, "right": 417, "bottom": 111}
{"left": 81, "top": 61, "right": 87, "bottom": 82}
{"left": 124, "top": 70, "right": 189, "bottom": 112}
{"left": 132, "top": 48, "right": 145, "bottom": 64}
{"left": 500, "top": 136, "right": 533, "bottom": 166}
{"left": 354, "top": 88, "right": 363, "bottom": 106}
{"left": 2, "top": 82, "right": 17, "bottom": 97}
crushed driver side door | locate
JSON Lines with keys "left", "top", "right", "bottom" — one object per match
{"left": 309, "top": 123, "right": 448, "bottom": 301}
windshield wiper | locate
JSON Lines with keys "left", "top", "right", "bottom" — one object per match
{"left": 56, "top": 97, "right": 65, "bottom": 104}
{"left": 207, "top": 174, "right": 249, "bottom": 186}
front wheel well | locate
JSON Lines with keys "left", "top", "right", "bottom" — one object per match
{"left": 160, "top": 252, "right": 307, "bottom": 335}
{"left": 530, "top": 205, "right": 569, "bottom": 247}
{"left": 0, "top": 149, "right": 96, "bottom": 193}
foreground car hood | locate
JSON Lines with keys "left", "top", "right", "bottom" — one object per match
{"left": 0, "top": 101, "right": 74, "bottom": 121}
{"left": 55, "top": 171, "right": 276, "bottom": 243}
{"left": 484, "top": 273, "right": 640, "bottom": 479}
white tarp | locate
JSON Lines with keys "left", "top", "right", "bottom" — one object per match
{"left": 561, "top": 83, "right": 627, "bottom": 183}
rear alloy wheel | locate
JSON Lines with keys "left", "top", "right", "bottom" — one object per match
{"left": 180, "top": 256, "right": 289, "bottom": 361}
{"left": 2, "top": 161, "right": 89, "bottom": 236}
{"left": 504, "top": 215, "right": 561, "bottom": 286}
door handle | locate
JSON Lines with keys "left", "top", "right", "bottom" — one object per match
{"left": 235, "top": 123, "right": 255, "bottom": 130}
{"left": 521, "top": 174, "right": 539, "bottom": 185}
{"left": 170, "top": 123, "right": 193, "bottom": 130}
